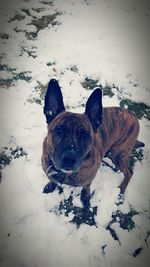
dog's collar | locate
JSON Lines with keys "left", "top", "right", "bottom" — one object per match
{"left": 59, "top": 169, "right": 73, "bottom": 174}
{"left": 46, "top": 164, "right": 73, "bottom": 177}
{"left": 46, "top": 165, "right": 57, "bottom": 177}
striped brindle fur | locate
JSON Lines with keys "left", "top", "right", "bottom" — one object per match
{"left": 42, "top": 79, "right": 144, "bottom": 207}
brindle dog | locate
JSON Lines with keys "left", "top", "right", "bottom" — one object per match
{"left": 42, "top": 79, "right": 143, "bottom": 207}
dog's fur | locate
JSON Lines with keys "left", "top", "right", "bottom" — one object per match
{"left": 42, "top": 79, "right": 143, "bottom": 206}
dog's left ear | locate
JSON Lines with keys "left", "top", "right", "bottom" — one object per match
{"left": 85, "top": 88, "right": 103, "bottom": 131}
{"left": 44, "top": 79, "right": 65, "bottom": 123}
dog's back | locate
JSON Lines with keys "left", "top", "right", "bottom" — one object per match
{"left": 98, "top": 107, "right": 139, "bottom": 157}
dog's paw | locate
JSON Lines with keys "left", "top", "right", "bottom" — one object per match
{"left": 43, "top": 182, "right": 57, "bottom": 194}
{"left": 116, "top": 193, "right": 124, "bottom": 205}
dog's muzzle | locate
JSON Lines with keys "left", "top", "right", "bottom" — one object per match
{"left": 51, "top": 146, "right": 80, "bottom": 174}
{"left": 61, "top": 150, "right": 77, "bottom": 170}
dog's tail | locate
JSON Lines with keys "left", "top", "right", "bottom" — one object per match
{"left": 134, "top": 140, "right": 145, "bottom": 149}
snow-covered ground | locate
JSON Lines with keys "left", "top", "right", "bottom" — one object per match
{"left": 0, "top": 0, "right": 150, "bottom": 266}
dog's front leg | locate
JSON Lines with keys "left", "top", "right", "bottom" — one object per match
{"left": 41, "top": 144, "right": 57, "bottom": 193}
{"left": 81, "top": 184, "right": 91, "bottom": 208}
{"left": 42, "top": 154, "right": 57, "bottom": 194}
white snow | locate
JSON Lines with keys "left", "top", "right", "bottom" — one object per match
{"left": 0, "top": 0, "right": 150, "bottom": 267}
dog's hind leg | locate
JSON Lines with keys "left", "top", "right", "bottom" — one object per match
{"left": 111, "top": 118, "right": 140, "bottom": 194}
{"left": 117, "top": 140, "right": 144, "bottom": 194}
{"left": 111, "top": 149, "right": 133, "bottom": 195}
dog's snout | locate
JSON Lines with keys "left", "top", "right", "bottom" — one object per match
{"left": 62, "top": 150, "right": 77, "bottom": 168}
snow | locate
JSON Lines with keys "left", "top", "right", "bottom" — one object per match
{"left": 0, "top": 0, "right": 150, "bottom": 267}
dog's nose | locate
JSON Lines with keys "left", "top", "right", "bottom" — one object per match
{"left": 62, "top": 150, "right": 77, "bottom": 168}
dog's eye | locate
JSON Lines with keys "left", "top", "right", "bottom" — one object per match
{"left": 52, "top": 125, "right": 66, "bottom": 135}
{"left": 80, "top": 129, "right": 90, "bottom": 139}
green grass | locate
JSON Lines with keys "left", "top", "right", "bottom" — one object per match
{"left": 0, "top": 146, "right": 27, "bottom": 170}
{"left": 0, "top": 64, "right": 16, "bottom": 72}
{"left": 81, "top": 77, "right": 114, "bottom": 97}
{"left": 39, "top": 1, "right": 53, "bottom": 5}
{"left": 81, "top": 77, "right": 100, "bottom": 90}
{"left": 120, "top": 98, "right": 150, "bottom": 120}
{"left": 0, "top": 33, "right": 9, "bottom": 39}
{"left": 47, "top": 61, "right": 56, "bottom": 66}
{"left": 58, "top": 195, "right": 97, "bottom": 228}
{"left": 110, "top": 208, "right": 139, "bottom": 231}
{"left": 106, "top": 207, "right": 140, "bottom": 243}
{"left": 0, "top": 64, "right": 32, "bottom": 87}
{"left": 9, "top": 14, "right": 25, "bottom": 22}
{"left": 31, "top": 12, "right": 62, "bottom": 32}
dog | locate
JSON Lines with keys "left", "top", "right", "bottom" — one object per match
{"left": 42, "top": 79, "right": 144, "bottom": 207}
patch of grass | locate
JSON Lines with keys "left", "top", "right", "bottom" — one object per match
{"left": 0, "top": 78, "right": 13, "bottom": 87}
{"left": 0, "top": 70, "right": 32, "bottom": 87}
{"left": 108, "top": 208, "right": 140, "bottom": 232}
{"left": 69, "top": 65, "right": 78, "bottom": 73}
{"left": 14, "top": 26, "right": 38, "bottom": 41}
{"left": 81, "top": 77, "right": 114, "bottom": 97}
{"left": 25, "top": 31, "right": 38, "bottom": 40}
{"left": 34, "top": 98, "right": 43, "bottom": 105}
{"left": 81, "top": 77, "right": 100, "bottom": 90}
{"left": 106, "top": 207, "right": 140, "bottom": 243}
{"left": 9, "top": 14, "right": 25, "bottom": 22}
{"left": 31, "top": 12, "right": 61, "bottom": 32}
{"left": 14, "top": 27, "right": 23, "bottom": 33}
{"left": 47, "top": 61, "right": 56, "bottom": 66}
{"left": 20, "top": 46, "right": 37, "bottom": 58}
{"left": 0, "top": 146, "right": 27, "bottom": 170}
{"left": 13, "top": 72, "right": 32, "bottom": 82}
{"left": 16, "top": 10, "right": 61, "bottom": 40}
{"left": 0, "top": 64, "right": 16, "bottom": 72}
{"left": 58, "top": 195, "right": 97, "bottom": 228}
{"left": 21, "top": 8, "right": 33, "bottom": 17}
{"left": 32, "top": 7, "right": 45, "bottom": 13}
{"left": 103, "top": 84, "right": 115, "bottom": 97}
{"left": 0, "top": 33, "right": 9, "bottom": 39}
{"left": 28, "top": 81, "right": 47, "bottom": 105}
{"left": 120, "top": 99, "right": 150, "bottom": 120}
{"left": 36, "top": 82, "right": 47, "bottom": 102}
{"left": 0, "top": 153, "right": 11, "bottom": 168}
{"left": 39, "top": 0, "right": 53, "bottom": 5}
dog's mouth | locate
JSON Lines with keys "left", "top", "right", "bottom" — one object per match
{"left": 46, "top": 151, "right": 91, "bottom": 179}
{"left": 46, "top": 161, "right": 77, "bottom": 178}
{"left": 46, "top": 164, "right": 58, "bottom": 177}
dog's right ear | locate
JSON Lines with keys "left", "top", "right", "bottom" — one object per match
{"left": 44, "top": 79, "right": 65, "bottom": 123}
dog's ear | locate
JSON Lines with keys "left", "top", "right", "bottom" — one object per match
{"left": 85, "top": 88, "right": 103, "bottom": 131}
{"left": 44, "top": 79, "right": 65, "bottom": 123}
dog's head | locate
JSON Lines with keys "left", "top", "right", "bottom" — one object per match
{"left": 44, "top": 79, "right": 102, "bottom": 174}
